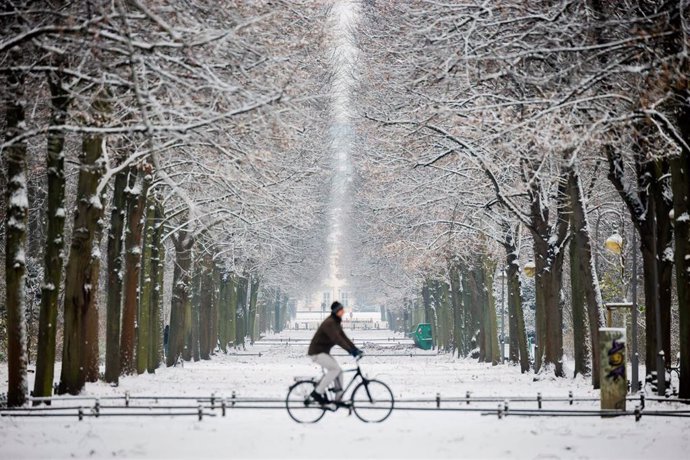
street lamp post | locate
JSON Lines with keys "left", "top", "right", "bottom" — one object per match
{"left": 631, "top": 230, "right": 639, "bottom": 393}
{"left": 605, "top": 230, "right": 642, "bottom": 394}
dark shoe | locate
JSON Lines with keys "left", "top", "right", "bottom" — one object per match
{"left": 310, "top": 391, "right": 327, "bottom": 405}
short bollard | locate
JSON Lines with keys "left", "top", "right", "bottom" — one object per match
{"left": 497, "top": 403, "right": 503, "bottom": 419}
{"left": 436, "top": 393, "right": 441, "bottom": 408}
{"left": 537, "top": 393, "right": 542, "bottom": 409}
{"left": 198, "top": 404, "right": 203, "bottom": 421}
{"left": 210, "top": 393, "right": 216, "bottom": 409}
{"left": 465, "top": 391, "right": 471, "bottom": 405}
{"left": 125, "top": 391, "right": 130, "bottom": 407}
{"left": 221, "top": 398, "right": 227, "bottom": 417}
{"left": 568, "top": 390, "right": 573, "bottom": 406}
{"left": 94, "top": 399, "right": 100, "bottom": 418}
{"left": 231, "top": 391, "right": 236, "bottom": 408}
{"left": 78, "top": 407, "right": 84, "bottom": 421}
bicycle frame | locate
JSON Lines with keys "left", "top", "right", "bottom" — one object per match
{"left": 316, "top": 357, "right": 368, "bottom": 401}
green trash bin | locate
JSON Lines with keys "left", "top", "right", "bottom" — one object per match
{"left": 409, "top": 323, "right": 433, "bottom": 350}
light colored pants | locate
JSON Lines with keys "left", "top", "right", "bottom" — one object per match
{"left": 311, "top": 353, "right": 343, "bottom": 399}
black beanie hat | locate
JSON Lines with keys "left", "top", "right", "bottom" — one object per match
{"left": 331, "top": 301, "right": 344, "bottom": 313}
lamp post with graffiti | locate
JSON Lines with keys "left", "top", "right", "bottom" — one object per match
{"left": 604, "top": 230, "right": 641, "bottom": 394}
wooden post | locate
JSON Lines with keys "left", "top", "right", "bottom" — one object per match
{"left": 600, "top": 327, "right": 626, "bottom": 411}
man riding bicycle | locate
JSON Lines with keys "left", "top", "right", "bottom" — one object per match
{"left": 308, "top": 301, "right": 363, "bottom": 404}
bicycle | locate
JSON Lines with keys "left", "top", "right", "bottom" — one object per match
{"left": 286, "top": 355, "right": 394, "bottom": 423}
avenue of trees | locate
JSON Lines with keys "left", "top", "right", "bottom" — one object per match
{"left": 351, "top": 0, "right": 689, "bottom": 396}
{"left": 1, "top": 0, "right": 332, "bottom": 407}
{"left": 1, "top": 0, "right": 689, "bottom": 408}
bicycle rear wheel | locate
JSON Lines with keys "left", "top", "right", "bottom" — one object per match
{"left": 351, "top": 379, "right": 394, "bottom": 423}
{"left": 286, "top": 380, "right": 326, "bottom": 423}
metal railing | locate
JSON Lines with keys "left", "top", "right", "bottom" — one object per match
{"left": 2, "top": 391, "right": 689, "bottom": 421}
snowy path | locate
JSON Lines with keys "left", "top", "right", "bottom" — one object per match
{"left": 2, "top": 329, "right": 689, "bottom": 459}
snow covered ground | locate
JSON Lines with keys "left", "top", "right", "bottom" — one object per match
{"left": 2, "top": 328, "right": 689, "bottom": 459}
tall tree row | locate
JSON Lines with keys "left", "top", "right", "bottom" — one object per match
{"left": 2, "top": 1, "right": 332, "bottom": 405}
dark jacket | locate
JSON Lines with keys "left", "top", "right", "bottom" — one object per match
{"left": 308, "top": 313, "right": 356, "bottom": 356}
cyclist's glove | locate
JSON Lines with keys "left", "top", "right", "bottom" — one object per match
{"left": 350, "top": 347, "right": 363, "bottom": 357}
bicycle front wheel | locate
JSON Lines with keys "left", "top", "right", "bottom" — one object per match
{"left": 286, "top": 380, "right": 326, "bottom": 424}
{"left": 351, "top": 379, "right": 394, "bottom": 423}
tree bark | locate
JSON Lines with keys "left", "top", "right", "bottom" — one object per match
{"left": 167, "top": 231, "right": 193, "bottom": 366}
{"left": 273, "top": 288, "right": 281, "bottom": 334}
{"left": 33, "top": 64, "right": 69, "bottom": 402}
{"left": 528, "top": 170, "right": 568, "bottom": 377}
{"left": 147, "top": 201, "right": 165, "bottom": 373}
{"left": 218, "top": 274, "right": 229, "bottom": 352}
{"left": 58, "top": 133, "right": 106, "bottom": 395}
{"left": 198, "top": 258, "right": 213, "bottom": 360}
{"left": 5, "top": 55, "right": 28, "bottom": 406}
{"left": 210, "top": 265, "right": 220, "bottom": 353}
{"left": 136, "top": 198, "right": 156, "bottom": 374}
{"left": 83, "top": 204, "right": 105, "bottom": 383}
{"left": 570, "top": 231, "right": 590, "bottom": 378}
{"left": 448, "top": 263, "right": 464, "bottom": 357}
{"left": 248, "top": 276, "right": 260, "bottom": 344}
{"left": 190, "top": 263, "right": 201, "bottom": 361}
{"left": 228, "top": 275, "right": 238, "bottom": 345}
{"left": 120, "top": 166, "right": 151, "bottom": 375}
{"left": 484, "top": 259, "right": 500, "bottom": 365}
{"left": 567, "top": 167, "right": 604, "bottom": 388}
{"left": 503, "top": 224, "right": 529, "bottom": 372}
{"left": 236, "top": 276, "right": 248, "bottom": 346}
{"left": 655, "top": 159, "right": 674, "bottom": 368}
{"left": 672, "top": 146, "right": 690, "bottom": 398}
{"left": 104, "top": 169, "right": 128, "bottom": 383}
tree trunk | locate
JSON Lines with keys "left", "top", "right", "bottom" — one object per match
{"left": 198, "top": 259, "right": 213, "bottom": 360}
{"left": 484, "top": 259, "right": 500, "bottom": 365}
{"left": 503, "top": 224, "right": 529, "bottom": 372}
{"left": 672, "top": 144, "right": 690, "bottom": 398}
{"left": 33, "top": 65, "right": 69, "bottom": 402}
{"left": 570, "top": 231, "right": 590, "bottom": 378}
{"left": 528, "top": 168, "right": 568, "bottom": 377}
{"left": 210, "top": 266, "right": 219, "bottom": 353}
{"left": 567, "top": 167, "right": 604, "bottom": 387}
{"left": 218, "top": 274, "right": 229, "bottom": 352}
{"left": 462, "top": 266, "right": 480, "bottom": 355}
{"left": 83, "top": 206, "right": 105, "bottom": 383}
{"left": 58, "top": 133, "right": 106, "bottom": 395}
{"left": 167, "top": 232, "right": 193, "bottom": 366}
{"left": 421, "top": 279, "right": 432, "bottom": 328}
{"left": 655, "top": 160, "right": 674, "bottom": 368}
{"left": 228, "top": 275, "right": 238, "bottom": 345}
{"left": 270, "top": 289, "right": 283, "bottom": 334}
{"left": 147, "top": 201, "right": 165, "bottom": 373}
{"left": 236, "top": 276, "right": 248, "bottom": 346}
{"left": 248, "top": 276, "right": 260, "bottom": 344}
{"left": 448, "top": 263, "right": 464, "bottom": 356}
{"left": 104, "top": 169, "right": 128, "bottom": 383}
{"left": 120, "top": 166, "right": 150, "bottom": 375}
{"left": 5, "top": 57, "right": 28, "bottom": 406}
{"left": 508, "top": 258, "right": 530, "bottom": 373}
{"left": 189, "top": 264, "right": 204, "bottom": 362}
{"left": 607, "top": 142, "right": 664, "bottom": 377}
{"left": 136, "top": 198, "right": 156, "bottom": 374}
